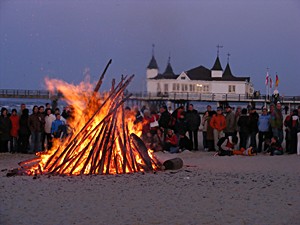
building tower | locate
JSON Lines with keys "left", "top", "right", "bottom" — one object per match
{"left": 146, "top": 44, "right": 159, "bottom": 79}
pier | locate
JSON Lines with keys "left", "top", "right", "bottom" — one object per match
{"left": 1, "top": 89, "right": 300, "bottom": 107}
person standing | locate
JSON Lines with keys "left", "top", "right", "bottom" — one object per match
{"left": 210, "top": 107, "right": 226, "bottom": 151}
{"left": 224, "top": 105, "right": 236, "bottom": 137}
{"left": 0, "top": 107, "right": 12, "bottom": 153}
{"left": 44, "top": 108, "right": 56, "bottom": 150}
{"left": 185, "top": 104, "right": 201, "bottom": 150}
{"left": 51, "top": 114, "right": 66, "bottom": 139}
{"left": 18, "top": 108, "right": 30, "bottom": 153}
{"left": 202, "top": 111, "right": 209, "bottom": 151}
{"left": 38, "top": 106, "right": 46, "bottom": 151}
{"left": 234, "top": 106, "right": 242, "bottom": 136}
{"left": 9, "top": 109, "right": 19, "bottom": 153}
{"left": 18, "top": 103, "right": 26, "bottom": 116}
{"left": 249, "top": 107, "right": 259, "bottom": 148}
{"left": 158, "top": 105, "right": 171, "bottom": 136}
{"left": 286, "top": 109, "right": 299, "bottom": 154}
{"left": 269, "top": 103, "right": 284, "bottom": 144}
{"left": 28, "top": 105, "right": 42, "bottom": 153}
{"left": 238, "top": 108, "right": 250, "bottom": 149}
{"left": 258, "top": 107, "right": 271, "bottom": 153}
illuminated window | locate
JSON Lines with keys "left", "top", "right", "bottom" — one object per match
{"left": 196, "top": 84, "right": 203, "bottom": 92}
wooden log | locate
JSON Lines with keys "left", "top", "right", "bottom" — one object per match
{"left": 163, "top": 158, "right": 183, "bottom": 170}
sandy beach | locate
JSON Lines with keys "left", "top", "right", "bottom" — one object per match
{"left": 1, "top": 151, "right": 300, "bottom": 225}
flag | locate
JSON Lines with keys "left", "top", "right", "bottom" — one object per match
{"left": 265, "top": 72, "right": 269, "bottom": 86}
{"left": 270, "top": 77, "right": 272, "bottom": 88}
{"left": 275, "top": 74, "right": 279, "bottom": 87}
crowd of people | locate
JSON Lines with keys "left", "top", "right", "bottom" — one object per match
{"left": 0, "top": 103, "right": 72, "bottom": 153}
{"left": 1, "top": 101, "right": 300, "bottom": 156}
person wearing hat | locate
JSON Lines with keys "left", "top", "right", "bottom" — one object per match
{"left": 210, "top": 107, "right": 226, "bottom": 150}
{"left": 224, "top": 105, "right": 235, "bottom": 138}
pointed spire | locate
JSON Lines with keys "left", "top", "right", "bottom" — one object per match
{"left": 163, "top": 56, "right": 175, "bottom": 75}
{"left": 211, "top": 56, "right": 223, "bottom": 71}
{"left": 223, "top": 63, "right": 233, "bottom": 77}
{"left": 147, "top": 44, "right": 158, "bottom": 69}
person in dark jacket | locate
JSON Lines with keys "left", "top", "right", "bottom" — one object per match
{"left": 176, "top": 112, "right": 192, "bottom": 150}
{"left": 158, "top": 105, "right": 171, "bottom": 136}
{"left": 0, "top": 107, "right": 12, "bottom": 152}
{"left": 185, "top": 104, "right": 201, "bottom": 150}
{"left": 238, "top": 108, "right": 250, "bottom": 149}
{"left": 28, "top": 105, "right": 42, "bottom": 153}
{"left": 248, "top": 107, "right": 259, "bottom": 148}
{"left": 18, "top": 108, "right": 31, "bottom": 153}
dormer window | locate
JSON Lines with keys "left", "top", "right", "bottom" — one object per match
{"left": 181, "top": 76, "right": 185, "bottom": 80}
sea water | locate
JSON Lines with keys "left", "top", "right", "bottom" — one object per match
{"left": 0, "top": 98, "right": 67, "bottom": 113}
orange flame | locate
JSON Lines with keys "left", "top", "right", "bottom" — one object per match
{"left": 21, "top": 75, "right": 161, "bottom": 175}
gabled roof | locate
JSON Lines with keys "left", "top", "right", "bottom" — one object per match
{"left": 186, "top": 65, "right": 211, "bottom": 80}
{"left": 147, "top": 55, "right": 158, "bottom": 69}
{"left": 211, "top": 56, "right": 223, "bottom": 71}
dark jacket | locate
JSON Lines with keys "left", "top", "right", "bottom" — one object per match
{"left": 249, "top": 111, "right": 259, "bottom": 133}
{"left": 185, "top": 109, "right": 201, "bottom": 131}
{"left": 28, "top": 113, "right": 42, "bottom": 132}
{"left": 238, "top": 115, "right": 250, "bottom": 134}
{"left": 0, "top": 116, "right": 12, "bottom": 141}
{"left": 158, "top": 110, "right": 171, "bottom": 129}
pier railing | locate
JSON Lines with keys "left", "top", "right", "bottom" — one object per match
{"left": 1, "top": 89, "right": 300, "bottom": 104}
{"left": 0, "top": 89, "right": 51, "bottom": 99}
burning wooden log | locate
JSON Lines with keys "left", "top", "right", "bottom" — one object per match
{"left": 8, "top": 62, "right": 162, "bottom": 176}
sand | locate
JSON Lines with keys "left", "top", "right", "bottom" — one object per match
{"left": 1, "top": 151, "right": 300, "bottom": 225}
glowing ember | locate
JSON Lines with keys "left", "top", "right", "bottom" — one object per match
{"left": 15, "top": 61, "right": 162, "bottom": 176}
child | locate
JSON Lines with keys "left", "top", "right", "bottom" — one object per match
{"left": 216, "top": 135, "right": 256, "bottom": 156}
{"left": 216, "top": 135, "right": 238, "bottom": 156}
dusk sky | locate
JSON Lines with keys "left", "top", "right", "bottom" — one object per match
{"left": 1, "top": 0, "right": 300, "bottom": 95}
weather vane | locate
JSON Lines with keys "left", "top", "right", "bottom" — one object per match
{"left": 216, "top": 44, "right": 223, "bottom": 56}
{"left": 227, "top": 53, "right": 231, "bottom": 63}
{"left": 152, "top": 44, "right": 155, "bottom": 56}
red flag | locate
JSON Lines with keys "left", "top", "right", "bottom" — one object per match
{"left": 265, "top": 72, "right": 269, "bottom": 86}
{"left": 270, "top": 77, "right": 272, "bottom": 88}
{"left": 275, "top": 74, "right": 279, "bottom": 87}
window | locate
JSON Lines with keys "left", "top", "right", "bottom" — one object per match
{"left": 203, "top": 85, "right": 209, "bottom": 92}
{"left": 228, "top": 85, "right": 236, "bottom": 93}
{"left": 196, "top": 84, "right": 203, "bottom": 92}
{"left": 164, "top": 83, "right": 168, "bottom": 93}
{"left": 181, "top": 84, "right": 188, "bottom": 91}
{"left": 189, "top": 84, "right": 195, "bottom": 92}
{"left": 172, "top": 83, "right": 176, "bottom": 91}
{"left": 157, "top": 83, "right": 161, "bottom": 92}
{"left": 181, "top": 76, "right": 186, "bottom": 80}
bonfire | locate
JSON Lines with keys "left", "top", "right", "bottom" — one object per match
{"left": 11, "top": 60, "right": 162, "bottom": 176}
